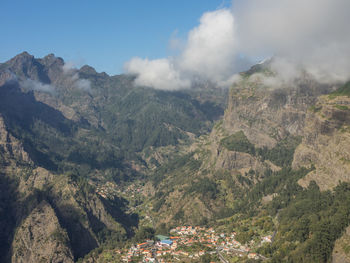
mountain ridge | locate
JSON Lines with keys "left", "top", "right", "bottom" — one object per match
{"left": 1, "top": 52, "right": 350, "bottom": 262}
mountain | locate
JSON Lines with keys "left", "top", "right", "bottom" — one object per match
{"left": 148, "top": 63, "right": 334, "bottom": 222}
{"left": 0, "top": 111, "right": 135, "bottom": 262}
{"left": 1, "top": 52, "right": 350, "bottom": 262}
{"left": 0, "top": 52, "right": 226, "bottom": 176}
{"left": 142, "top": 64, "right": 350, "bottom": 262}
{"left": 0, "top": 52, "right": 227, "bottom": 262}
{"left": 293, "top": 87, "right": 350, "bottom": 190}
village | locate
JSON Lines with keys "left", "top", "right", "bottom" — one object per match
{"left": 115, "top": 226, "right": 271, "bottom": 262}
{"left": 94, "top": 181, "right": 272, "bottom": 262}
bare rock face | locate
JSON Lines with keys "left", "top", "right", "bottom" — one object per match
{"left": 0, "top": 112, "right": 125, "bottom": 262}
{"left": 0, "top": 114, "right": 32, "bottom": 164}
{"left": 332, "top": 226, "right": 350, "bottom": 263}
{"left": 215, "top": 148, "right": 261, "bottom": 171}
{"left": 206, "top": 70, "right": 333, "bottom": 179}
{"left": 223, "top": 75, "right": 330, "bottom": 148}
{"left": 33, "top": 92, "right": 80, "bottom": 122}
{"left": 11, "top": 201, "right": 74, "bottom": 263}
{"left": 18, "top": 167, "right": 55, "bottom": 192}
{"left": 0, "top": 69, "right": 17, "bottom": 86}
{"left": 4, "top": 52, "right": 51, "bottom": 84}
{"left": 293, "top": 95, "right": 350, "bottom": 190}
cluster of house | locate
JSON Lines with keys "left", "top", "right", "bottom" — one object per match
{"left": 117, "top": 183, "right": 143, "bottom": 199}
{"left": 118, "top": 226, "right": 271, "bottom": 262}
{"left": 95, "top": 182, "right": 119, "bottom": 199}
{"left": 96, "top": 181, "right": 144, "bottom": 200}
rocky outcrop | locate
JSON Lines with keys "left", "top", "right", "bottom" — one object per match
{"left": 11, "top": 201, "right": 74, "bottom": 263}
{"left": 3, "top": 52, "right": 52, "bottom": 84}
{"left": 205, "top": 123, "right": 267, "bottom": 174}
{"left": 215, "top": 148, "right": 262, "bottom": 172}
{"left": 293, "top": 95, "right": 350, "bottom": 190}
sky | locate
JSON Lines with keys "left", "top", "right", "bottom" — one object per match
{"left": 0, "top": 0, "right": 227, "bottom": 75}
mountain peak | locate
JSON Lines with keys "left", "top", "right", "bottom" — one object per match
{"left": 40, "top": 53, "right": 64, "bottom": 67}
{"left": 79, "top": 65, "right": 98, "bottom": 75}
{"left": 8, "top": 51, "right": 34, "bottom": 65}
{"left": 16, "top": 51, "right": 33, "bottom": 58}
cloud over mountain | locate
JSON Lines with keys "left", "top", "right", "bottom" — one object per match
{"left": 125, "top": 0, "right": 350, "bottom": 90}
{"left": 20, "top": 79, "right": 55, "bottom": 93}
{"left": 62, "top": 62, "right": 91, "bottom": 91}
{"left": 234, "top": 0, "right": 350, "bottom": 84}
{"left": 124, "top": 9, "right": 245, "bottom": 90}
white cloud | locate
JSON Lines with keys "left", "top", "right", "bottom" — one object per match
{"left": 124, "top": 57, "right": 190, "bottom": 90}
{"left": 62, "top": 61, "right": 75, "bottom": 74}
{"left": 124, "top": 0, "right": 350, "bottom": 90}
{"left": 179, "top": 9, "right": 238, "bottom": 82}
{"left": 124, "top": 9, "right": 243, "bottom": 90}
{"left": 233, "top": 0, "right": 350, "bottom": 84}
{"left": 21, "top": 79, "right": 55, "bottom": 93}
{"left": 62, "top": 63, "right": 91, "bottom": 91}
{"left": 74, "top": 77, "right": 91, "bottom": 90}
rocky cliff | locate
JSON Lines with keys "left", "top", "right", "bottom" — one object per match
{"left": 332, "top": 225, "right": 350, "bottom": 263}
{"left": 147, "top": 66, "right": 348, "bottom": 232}
{"left": 293, "top": 94, "right": 350, "bottom": 190}
{"left": 11, "top": 201, "right": 74, "bottom": 263}
{"left": 0, "top": 111, "right": 130, "bottom": 262}
{"left": 224, "top": 73, "right": 331, "bottom": 148}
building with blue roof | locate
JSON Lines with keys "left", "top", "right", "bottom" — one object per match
{"left": 160, "top": 239, "right": 173, "bottom": 246}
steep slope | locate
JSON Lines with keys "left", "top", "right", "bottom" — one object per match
{"left": 224, "top": 71, "right": 330, "bottom": 148}
{"left": 293, "top": 85, "right": 350, "bottom": 190}
{"left": 0, "top": 52, "right": 226, "bottom": 181}
{"left": 2, "top": 51, "right": 350, "bottom": 262}
{"left": 148, "top": 66, "right": 334, "bottom": 226}
{"left": 0, "top": 113, "right": 134, "bottom": 262}
{"left": 1, "top": 52, "right": 225, "bottom": 152}
{"left": 332, "top": 225, "right": 350, "bottom": 263}
{"left": 11, "top": 201, "right": 74, "bottom": 263}
{"left": 0, "top": 52, "right": 228, "bottom": 262}
{"left": 136, "top": 64, "right": 350, "bottom": 263}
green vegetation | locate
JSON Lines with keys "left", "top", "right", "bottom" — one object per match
{"left": 335, "top": 104, "right": 350, "bottom": 111}
{"left": 173, "top": 210, "right": 185, "bottom": 221}
{"left": 259, "top": 182, "right": 350, "bottom": 262}
{"left": 232, "top": 167, "right": 309, "bottom": 216}
{"left": 151, "top": 152, "right": 198, "bottom": 186}
{"left": 0, "top": 74, "right": 225, "bottom": 185}
{"left": 50, "top": 229, "right": 69, "bottom": 245}
{"left": 329, "top": 81, "right": 350, "bottom": 98}
{"left": 133, "top": 227, "right": 155, "bottom": 242}
{"left": 257, "top": 136, "right": 302, "bottom": 167}
{"left": 188, "top": 178, "right": 218, "bottom": 199}
{"left": 220, "top": 131, "right": 255, "bottom": 155}
{"left": 205, "top": 165, "right": 350, "bottom": 263}
{"left": 221, "top": 131, "right": 301, "bottom": 167}
{"left": 309, "top": 105, "right": 322, "bottom": 113}
{"left": 3, "top": 53, "right": 350, "bottom": 262}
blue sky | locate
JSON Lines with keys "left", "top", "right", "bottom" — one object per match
{"left": 1, "top": 0, "right": 228, "bottom": 75}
